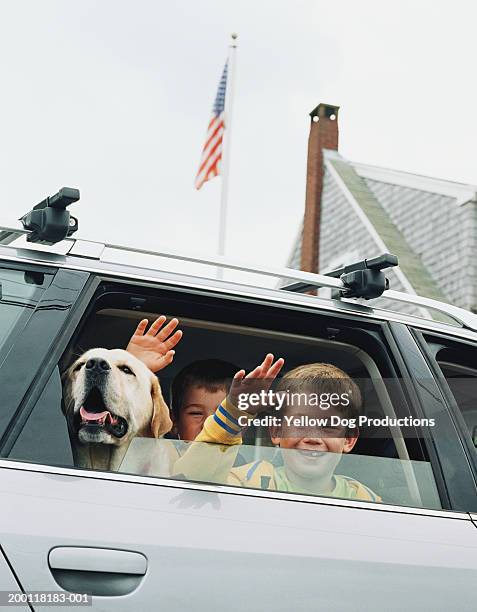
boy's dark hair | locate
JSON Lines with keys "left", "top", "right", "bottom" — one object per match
{"left": 171, "top": 359, "right": 239, "bottom": 420}
{"left": 275, "top": 363, "right": 362, "bottom": 420}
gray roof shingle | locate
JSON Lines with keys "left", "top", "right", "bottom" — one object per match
{"left": 285, "top": 152, "right": 477, "bottom": 316}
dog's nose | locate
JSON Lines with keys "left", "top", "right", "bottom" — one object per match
{"left": 85, "top": 358, "right": 111, "bottom": 373}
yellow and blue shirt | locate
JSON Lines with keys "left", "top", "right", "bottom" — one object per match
{"left": 173, "top": 400, "right": 381, "bottom": 503}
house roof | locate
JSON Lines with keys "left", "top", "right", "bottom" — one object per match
{"left": 350, "top": 161, "right": 477, "bottom": 207}
{"left": 286, "top": 150, "right": 477, "bottom": 306}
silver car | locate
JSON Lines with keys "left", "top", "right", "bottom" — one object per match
{"left": 0, "top": 211, "right": 476, "bottom": 611}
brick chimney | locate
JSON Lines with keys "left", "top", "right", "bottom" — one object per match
{"left": 300, "top": 103, "right": 339, "bottom": 273}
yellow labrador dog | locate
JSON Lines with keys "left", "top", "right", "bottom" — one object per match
{"left": 62, "top": 348, "right": 172, "bottom": 471}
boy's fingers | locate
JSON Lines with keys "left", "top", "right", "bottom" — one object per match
{"left": 268, "top": 358, "right": 285, "bottom": 379}
{"left": 156, "top": 318, "right": 179, "bottom": 341}
{"left": 260, "top": 353, "right": 274, "bottom": 371}
{"left": 260, "top": 354, "right": 275, "bottom": 378}
{"left": 265, "top": 353, "right": 274, "bottom": 366}
{"left": 161, "top": 349, "right": 175, "bottom": 363}
{"left": 164, "top": 329, "right": 183, "bottom": 350}
{"left": 133, "top": 319, "right": 149, "bottom": 336}
{"left": 155, "top": 350, "right": 175, "bottom": 371}
{"left": 229, "top": 371, "right": 245, "bottom": 397}
{"left": 245, "top": 364, "right": 264, "bottom": 379}
{"left": 146, "top": 315, "right": 166, "bottom": 335}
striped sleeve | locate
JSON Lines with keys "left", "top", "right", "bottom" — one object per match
{"left": 171, "top": 399, "right": 244, "bottom": 483}
{"left": 195, "top": 398, "right": 245, "bottom": 446}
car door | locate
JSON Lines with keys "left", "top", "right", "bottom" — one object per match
{"left": 2, "top": 461, "right": 477, "bottom": 612}
{"left": 0, "top": 547, "right": 30, "bottom": 611}
{"left": 1, "top": 270, "right": 477, "bottom": 612}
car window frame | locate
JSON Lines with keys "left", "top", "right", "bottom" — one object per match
{"left": 388, "top": 322, "right": 477, "bottom": 513}
{"left": 0, "top": 266, "right": 95, "bottom": 451}
{"left": 0, "top": 270, "right": 469, "bottom": 515}
{"left": 411, "top": 327, "right": 477, "bottom": 484}
{"left": 0, "top": 261, "right": 56, "bottom": 365}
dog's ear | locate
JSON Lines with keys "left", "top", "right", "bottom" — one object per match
{"left": 150, "top": 376, "right": 173, "bottom": 438}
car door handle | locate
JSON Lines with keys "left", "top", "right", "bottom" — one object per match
{"left": 48, "top": 547, "right": 147, "bottom": 597}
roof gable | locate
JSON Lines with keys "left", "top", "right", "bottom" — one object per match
{"left": 351, "top": 161, "right": 477, "bottom": 206}
{"left": 324, "top": 153, "right": 448, "bottom": 303}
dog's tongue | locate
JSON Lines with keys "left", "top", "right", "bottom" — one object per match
{"left": 80, "top": 406, "right": 110, "bottom": 422}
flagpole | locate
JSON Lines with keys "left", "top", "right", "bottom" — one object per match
{"left": 217, "top": 33, "right": 238, "bottom": 280}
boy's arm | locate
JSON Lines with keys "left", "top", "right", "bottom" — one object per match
{"left": 178, "top": 351, "right": 285, "bottom": 450}
{"left": 171, "top": 398, "right": 244, "bottom": 484}
{"left": 172, "top": 354, "right": 285, "bottom": 484}
{"left": 194, "top": 397, "right": 244, "bottom": 445}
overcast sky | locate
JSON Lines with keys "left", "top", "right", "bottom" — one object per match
{"left": 1, "top": 0, "right": 476, "bottom": 284}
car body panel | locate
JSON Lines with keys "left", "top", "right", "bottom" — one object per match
{"left": 0, "top": 547, "right": 29, "bottom": 611}
{"left": 1, "top": 466, "right": 476, "bottom": 612}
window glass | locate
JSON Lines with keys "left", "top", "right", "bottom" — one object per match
{"left": 0, "top": 267, "right": 51, "bottom": 368}
{"left": 120, "top": 438, "right": 441, "bottom": 509}
{"left": 6, "top": 287, "right": 443, "bottom": 511}
{"left": 9, "top": 368, "right": 73, "bottom": 465}
{"left": 428, "top": 339, "right": 477, "bottom": 452}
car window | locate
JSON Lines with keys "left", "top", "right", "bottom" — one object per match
{"left": 4, "top": 282, "right": 443, "bottom": 511}
{"left": 120, "top": 438, "right": 441, "bottom": 509}
{"left": 0, "top": 267, "right": 51, "bottom": 368}
{"left": 8, "top": 368, "right": 73, "bottom": 465}
{"left": 425, "top": 336, "right": 477, "bottom": 453}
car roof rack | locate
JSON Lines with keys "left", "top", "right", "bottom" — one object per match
{"left": 282, "top": 253, "right": 398, "bottom": 300}
{"left": 0, "top": 188, "right": 80, "bottom": 247}
{"left": 1, "top": 212, "right": 477, "bottom": 332}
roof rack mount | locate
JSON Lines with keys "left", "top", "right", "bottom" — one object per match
{"left": 19, "top": 187, "right": 80, "bottom": 246}
{"left": 283, "top": 253, "right": 398, "bottom": 300}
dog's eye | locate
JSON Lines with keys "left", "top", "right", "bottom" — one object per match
{"left": 73, "top": 362, "right": 84, "bottom": 372}
{"left": 118, "top": 365, "right": 135, "bottom": 376}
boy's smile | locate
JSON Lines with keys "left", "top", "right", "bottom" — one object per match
{"left": 270, "top": 408, "right": 358, "bottom": 491}
{"left": 277, "top": 437, "right": 351, "bottom": 488}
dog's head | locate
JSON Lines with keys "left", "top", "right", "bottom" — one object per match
{"left": 62, "top": 348, "right": 172, "bottom": 446}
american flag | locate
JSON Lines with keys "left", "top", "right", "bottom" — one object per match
{"left": 195, "top": 61, "right": 228, "bottom": 190}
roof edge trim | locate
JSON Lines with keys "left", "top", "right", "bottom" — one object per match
{"left": 350, "top": 161, "right": 477, "bottom": 206}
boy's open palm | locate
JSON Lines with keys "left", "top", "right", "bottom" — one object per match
{"left": 126, "top": 316, "right": 183, "bottom": 373}
{"left": 228, "top": 353, "right": 284, "bottom": 414}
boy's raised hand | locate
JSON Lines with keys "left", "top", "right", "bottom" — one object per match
{"left": 126, "top": 316, "right": 183, "bottom": 373}
{"left": 228, "top": 353, "right": 284, "bottom": 414}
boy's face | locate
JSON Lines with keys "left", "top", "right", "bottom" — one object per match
{"left": 175, "top": 384, "right": 226, "bottom": 441}
{"left": 270, "top": 402, "right": 358, "bottom": 483}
